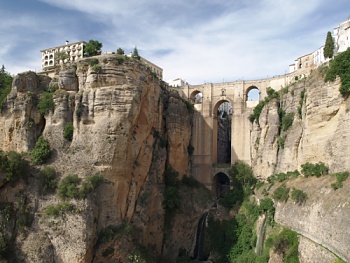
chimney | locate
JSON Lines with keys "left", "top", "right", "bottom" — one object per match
{"left": 65, "top": 40, "right": 69, "bottom": 45}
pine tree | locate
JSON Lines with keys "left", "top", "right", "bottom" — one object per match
{"left": 324, "top": 31, "right": 334, "bottom": 59}
{"left": 132, "top": 47, "right": 140, "bottom": 60}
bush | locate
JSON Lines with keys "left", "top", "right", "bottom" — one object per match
{"left": 270, "top": 228, "right": 299, "bottom": 262}
{"left": 325, "top": 47, "right": 350, "bottom": 96}
{"left": 38, "top": 92, "right": 54, "bottom": 115}
{"left": 0, "top": 151, "right": 28, "bottom": 184}
{"left": 39, "top": 166, "right": 57, "bottom": 195}
{"left": 282, "top": 112, "right": 294, "bottom": 131}
{"left": 331, "top": 172, "right": 349, "bottom": 190}
{"left": 30, "top": 136, "right": 51, "bottom": 164}
{"left": 63, "top": 122, "right": 74, "bottom": 141}
{"left": 80, "top": 173, "right": 104, "bottom": 198}
{"left": 89, "top": 58, "right": 99, "bottom": 66}
{"left": 45, "top": 202, "right": 75, "bottom": 217}
{"left": 273, "top": 184, "right": 290, "bottom": 202}
{"left": 290, "top": 189, "right": 307, "bottom": 205}
{"left": 115, "top": 55, "right": 125, "bottom": 65}
{"left": 57, "top": 174, "right": 80, "bottom": 199}
{"left": 301, "top": 162, "right": 329, "bottom": 177}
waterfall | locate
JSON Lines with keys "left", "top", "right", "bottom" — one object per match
{"left": 193, "top": 212, "right": 209, "bottom": 261}
{"left": 255, "top": 213, "right": 267, "bottom": 256}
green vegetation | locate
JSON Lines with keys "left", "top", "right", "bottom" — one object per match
{"left": 63, "top": 122, "right": 74, "bottom": 141}
{"left": 90, "top": 58, "right": 99, "bottom": 66}
{"left": 79, "top": 173, "right": 104, "bottom": 199}
{"left": 273, "top": 184, "right": 290, "bottom": 202}
{"left": 331, "top": 172, "right": 349, "bottom": 190}
{"left": 290, "top": 188, "right": 307, "bottom": 205}
{"left": 131, "top": 46, "right": 141, "bottom": 60}
{"left": 115, "top": 55, "right": 125, "bottom": 65}
{"left": 56, "top": 52, "right": 69, "bottom": 63}
{"left": 16, "top": 193, "right": 33, "bottom": 232}
{"left": 281, "top": 112, "right": 294, "bottom": 132}
{"left": 163, "top": 166, "right": 181, "bottom": 229}
{"left": 220, "top": 162, "right": 257, "bottom": 209}
{"left": 30, "top": 136, "right": 51, "bottom": 164}
{"left": 325, "top": 47, "right": 350, "bottom": 96}
{"left": 116, "top": 48, "right": 125, "bottom": 55}
{"left": 97, "top": 223, "right": 134, "bottom": 245}
{"left": 268, "top": 228, "right": 299, "bottom": 263}
{"left": 301, "top": 162, "right": 329, "bottom": 177}
{"left": 38, "top": 92, "right": 54, "bottom": 115}
{"left": 39, "top": 166, "right": 57, "bottom": 195}
{"left": 0, "top": 65, "right": 12, "bottom": 110}
{"left": 45, "top": 202, "right": 75, "bottom": 217}
{"left": 278, "top": 135, "right": 286, "bottom": 149}
{"left": 298, "top": 89, "right": 306, "bottom": 119}
{"left": 324, "top": 31, "right": 334, "bottom": 59}
{"left": 267, "top": 170, "right": 300, "bottom": 184}
{"left": 83, "top": 40, "right": 103, "bottom": 57}
{"left": 58, "top": 173, "right": 104, "bottom": 199}
{"left": 0, "top": 150, "right": 28, "bottom": 184}
{"left": 250, "top": 88, "right": 279, "bottom": 124}
{"left": 57, "top": 174, "right": 80, "bottom": 199}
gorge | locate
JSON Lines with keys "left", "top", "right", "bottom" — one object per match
{"left": 0, "top": 51, "right": 349, "bottom": 263}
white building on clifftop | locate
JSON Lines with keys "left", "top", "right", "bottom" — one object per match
{"left": 40, "top": 41, "right": 86, "bottom": 71}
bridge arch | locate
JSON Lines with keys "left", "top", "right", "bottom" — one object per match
{"left": 190, "top": 90, "right": 203, "bottom": 104}
{"left": 213, "top": 99, "right": 232, "bottom": 164}
{"left": 212, "top": 172, "right": 230, "bottom": 197}
{"left": 245, "top": 86, "right": 260, "bottom": 101}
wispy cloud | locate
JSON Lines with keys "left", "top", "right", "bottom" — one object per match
{"left": 1, "top": 0, "right": 349, "bottom": 83}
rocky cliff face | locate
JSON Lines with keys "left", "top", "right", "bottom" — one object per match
{"left": 252, "top": 69, "right": 350, "bottom": 262}
{"left": 0, "top": 55, "right": 203, "bottom": 263}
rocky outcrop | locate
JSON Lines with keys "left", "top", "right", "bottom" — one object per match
{"left": 252, "top": 69, "right": 350, "bottom": 262}
{"left": 0, "top": 55, "right": 197, "bottom": 262}
{"left": 271, "top": 176, "right": 350, "bottom": 262}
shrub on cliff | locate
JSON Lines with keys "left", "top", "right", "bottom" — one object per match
{"left": 273, "top": 184, "right": 290, "bottom": 202}
{"left": 63, "top": 122, "right": 74, "bottom": 141}
{"left": 0, "top": 150, "right": 28, "bottom": 184}
{"left": 30, "top": 136, "right": 51, "bottom": 164}
{"left": 281, "top": 112, "right": 294, "bottom": 131}
{"left": 38, "top": 92, "right": 54, "bottom": 115}
{"left": 301, "top": 162, "right": 328, "bottom": 177}
{"left": 39, "top": 166, "right": 57, "bottom": 195}
{"left": 325, "top": 47, "right": 350, "bottom": 96}
{"left": 268, "top": 228, "right": 299, "bottom": 262}
{"left": 331, "top": 172, "right": 349, "bottom": 190}
{"left": 57, "top": 174, "right": 80, "bottom": 199}
{"left": 290, "top": 188, "right": 307, "bottom": 205}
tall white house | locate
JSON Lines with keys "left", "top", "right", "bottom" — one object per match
{"left": 40, "top": 41, "right": 86, "bottom": 71}
{"left": 333, "top": 18, "right": 350, "bottom": 54}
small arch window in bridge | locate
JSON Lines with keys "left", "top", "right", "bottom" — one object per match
{"left": 246, "top": 86, "right": 260, "bottom": 101}
{"left": 190, "top": 90, "right": 203, "bottom": 104}
{"left": 212, "top": 172, "right": 230, "bottom": 198}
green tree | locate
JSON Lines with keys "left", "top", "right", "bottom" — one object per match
{"left": 38, "top": 92, "right": 54, "bottom": 115}
{"left": 55, "top": 52, "right": 69, "bottom": 63}
{"left": 324, "top": 31, "right": 334, "bottom": 59}
{"left": 132, "top": 46, "right": 141, "bottom": 60}
{"left": 0, "top": 65, "right": 13, "bottom": 109}
{"left": 83, "top": 40, "right": 103, "bottom": 57}
{"left": 30, "top": 136, "right": 51, "bottom": 164}
{"left": 117, "top": 48, "right": 125, "bottom": 55}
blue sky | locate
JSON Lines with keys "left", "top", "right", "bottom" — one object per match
{"left": 1, "top": 0, "right": 349, "bottom": 84}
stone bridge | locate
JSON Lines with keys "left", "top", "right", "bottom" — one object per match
{"left": 176, "top": 72, "right": 302, "bottom": 191}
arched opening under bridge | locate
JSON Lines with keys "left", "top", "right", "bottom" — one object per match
{"left": 190, "top": 90, "right": 203, "bottom": 104}
{"left": 212, "top": 172, "right": 230, "bottom": 198}
{"left": 212, "top": 100, "right": 232, "bottom": 164}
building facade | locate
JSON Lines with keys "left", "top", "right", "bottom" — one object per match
{"left": 333, "top": 18, "right": 350, "bottom": 54}
{"left": 40, "top": 41, "right": 86, "bottom": 71}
